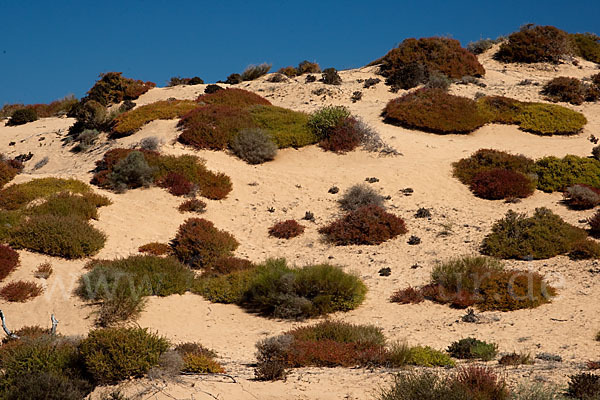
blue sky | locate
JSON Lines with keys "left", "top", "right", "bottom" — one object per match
{"left": 1, "top": 0, "right": 599, "bottom": 105}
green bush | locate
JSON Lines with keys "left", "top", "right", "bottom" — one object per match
{"left": 26, "top": 192, "right": 110, "bottom": 220}
{"left": 476, "top": 95, "right": 523, "bottom": 124}
{"left": 175, "top": 343, "right": 224, "bottom": 373}
{"left": 447, "top": 337, "right": 498, "bottom": 361}
{"left": 193, "top": 268, "right": 256, "bottom": 303}
{"left": 517, "top": 102, "right": 586, "bottom": 135}
{"left": 230, "top": 128, "right": 277, "bottom": 164}
{"left": 495, "top": 25, "right": 573, "bottom": 63}
{"left": 6, "top": 108, "right": 38, "bottom": 126}
{"left": 0, "top": 178, "right": 91, "bottom": 210}
{"left": 171, "top": 218, "right": 239, "bottom": 269}
{"left": 111, "top": 99, "right": 198, "bottom": 137}
{"left": 452, "top": 149, "right": 535, "bottom": 186}
{"left": 66, "top": 99, "right": 109, "bottom": 135}
{"left": 79, "top": 327, "right": 169, "bottom": 384}
{"left": 402, "top": 345, "right": 456, "bottom": 367}
{"left": 570, "top": 32, "right": 600, "bottom": 63}
{"left": 481, "top": 208, "right": 587, "bottom": 259}
{"left": 249, "top": 105, "right": 316, "bottom": 148}
{"left": 534, "top": 155, "right": 600, "bottom": 192}
{"left": 10, "top": 215, "right": 106, "bottom": 258}
{"left": 384, "top": 88, "right": 488, "bottom": 134}
{"left": 307, "top": 106, "right": 351, "bottom": 140}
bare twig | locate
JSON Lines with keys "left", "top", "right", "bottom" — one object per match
{"left": 0, "top": 310, "right": 18, "bottom": 339}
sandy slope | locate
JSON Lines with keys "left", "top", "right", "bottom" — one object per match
{"left": 1, "top": 45, "right": 599, "bottom": 399}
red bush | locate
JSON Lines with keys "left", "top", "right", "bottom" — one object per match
{"left": 268, "top": 220, "right": 305, "bottom": 239}
{"left": 0, "top": 245, "right": 19, "bottom": 282}
{"left": 469, "top": 168, "right": 536, "bottom": 200}
{"left": 196, "top": 88, "right": 271, "bottom": 108}
{"left": 319, "top": 205, "right": 407, "bottom": 245}
{"left": 196, "top": 171, "right": 232, "bottom": 200}
{"left": 0, "top": 280, "right": 43, "bottom": 302}
{"left": 378, "top": 37, "right": 485, "bottom": 80}
{"left": 390, "top": 287, "right": 424, "bottom": 304}
{"left": 383, "top": 88, "right": 488, "bottom": 134}
{"left": 157, "top": 172, "right": 194, "bottom": 196}
{"left": 318, "top": 117, "right": 362, "bottom": 153}
{"left": 177, "top": 105, "right": 255, "bottom": 150}
{"left": 170, "top": 218, "right": 239, "bottom": 269}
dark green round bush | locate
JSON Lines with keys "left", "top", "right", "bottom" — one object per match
{"left": 6, "top": 108, "right": 38, "bottom": 126}
{"left": 79, "top": 327, "right": 170, "bottom": 384}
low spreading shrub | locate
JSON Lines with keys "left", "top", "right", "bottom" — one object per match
{"left": 481, "top": 208, "right": 587, "bottom": 259}
{"left": 452, "top": 149, "right": 535, "bottom": 186}
{"left": 248, "top": 105, "right": 315, "bottom": 148}
{"left": 178, "top": 105, "right": 254, "bottom": 150}
{"left": 425, "top": 71, "right": 452, "bottom": 90}
{"left": 267, "top": 73, "right": 287, "bottom": 83}
{"left": 0, "top": 245, "right": 19, "bottom": 282}
{"left": 447, "top": 337, "right": 498, "bottom": 361}
{"left": 79, "top": 327, "right": 169, "bottom": 384}
{"left": 318, "top": 117, "right": 363, "bottom": 153}
{"left": 230, "top": 128, "right": 277, "bottom": 164}
{"left": 1, "top": 95, "right": 77, "bottom": 120}
{"left": 241, "top": 63, "right": 272, "bottom": 81}
{"left": 569, "top": 239, "right": 600, "bottom": 260}
{"left": 563, "top": 184, "right": 600, "bottom": 209}
{"left": 338, "top": 184, "right": 385, "bottom": 211}
{"left": 476, "top": 95, "right": 523, "bottom": 124}
{"left": 111, "top": 99, "right": 198, "bottom": 137}
{"left": 321, "top": 68, "right": 342, "bottom": 85}
{"left": 384, "top": 88, "right": 488, "bottom": 134}
{"left": 469, "top": 168, "right": 536, "bottom": 200}
{"left": 204, "top": 84, "right": 223, "bottom": 94}
{"left": 268, "top": 220, "right": 305, "bottom": 239}
{"left": 377, "top": 37, "right": 485, "bottom": 86}
{"left": 589, "top": 210, "right": 600, "bottom": 236}
{"left": 175, "top": 343, "right": 224, "bottom": 373}
{"left": 138, "top": 242, "right": 172, "bottom": 255}
{"left": 10, "top": 215, "right": 106, "bottom": 258}
{"left": 157, "top": 172, "right": 194, "bottom": 196}
{"left": 26, "top": 192, "right": 111, "bottom": 220}
{"left": 541, "top": 77, "right": 588, "bottom": 105}
{"left": 498, "top": 352, "right": 533, "bottom": 366}
{"left": 319, "top": 205, "right": 407, "bottom": 245}
{"left": 0, "top": 161, "right": 19, "bottom": 189}
{"left": 308, "top": 106, "right": 351, "bottom": 140}
{"left": 0, "top": 178, "right": 91, "bottom": 210}
{"left": 85, "top": 72, "right": 155, "bottom": 107}
{"left": 196, "top": 88, "right": 271, "bottom": 108}
{"left": 570, "top": 33, "right": 600, "bottom": 64}
{"left": 178, "top": 198, "right": 207, "bottom": 213}
{"left": 566, "top": 373, "right": 600, "bottom": 399}
{"left": 106, "top": 151, "right": 155, "bottom": 191}
{"left": 0, "top": 280, "right": 43, "bottom": 302}
{"left": 167, "top": 76, "right": 204, "bottom": 86}
{"left": 201, "top": 256, "right": 254, "bottom": 277}
{"left": 6, "top": 108, "right": 38, "bottom": 126}
{"left": 495, "top": 25, "right": 573, "bottom": 63}
{"left": 389, "top": 287, "right": 424, "bottom": 304}
{"left": 3, "top": 371, "right": 92, "bottom": 400}
{"left": 170, "top": 218, "right": 239, "bottom": 269}
{"left": 467, "top": 38, "right": 499, "bottom": 54}
{"left": 535, "top": 155, "right": 600, "bottom": 192}
{"left": 383, "top": 62, "right": 429, "bottom": 89}
{"left": 517, "top": 102, "right": 587, "bottom": 135}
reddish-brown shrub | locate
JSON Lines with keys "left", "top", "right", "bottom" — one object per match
{"left": 389, "top": 287, "right": 424, "bottom": 304}
{"left": 86, "top": 72, "right": 155, "bottom": 106}
{"left": 377, "top": 37, "right": 485, "bottom": 80}
{"left": 138, "top": 242, "right": 172, "bottom": 256}
{"left": 196, "top": 88, "right": 271, "bottom": 108}
{"left": 202, "top": 256, "right": 255, "bottom": 276}
{"left": 177, "top": 105, "right": 255, "bottom": 150}
{"left": 0, "top": 161, "right": 19, "bottom": 188}
{"left": 454, "top": 366, "right": 509, "bottom": 400}
{"left": 569, "top": 239, "right": 600, "bottom": 260}
{"left": 196, "top": 171, "right": 232, "bottom": 200}
{"left": 541, "top": 76, "right": 587, "bottom": 105}
{"left": 178, "top": 198, "right": 207, "bottom": 213}
{"left": 0, "top": 280, "right": 43, "bottom": 302}
{"left": 452, "top": 149, "right": 535, "bottom": 185}
{"left": 383, "top": 88, "right": 488, "bottom": 134}
{"left": 285, "top": 339, "right": 385, "bottom": 368}
{"left": 268, "top": 220, "right": 305, "bottom": 239}
{"left": 170, "top": 218, "right": 239, "bottom": 269}
{"left": 318, "top": 117, "right": 363, "bottom": 153}
{"left": 0, "top": 245, "right": 19, "bottom": 282}
{"left": 469, "top": 168, "right": 536, "bottom": 200}
{"left": 157, "top": 172, "right": 194, "bottom": 196}
{"left": 34, "top": 262, "right": 53, "bottom": 279}
{"left": 495, "top": 25, "right": 572, "bottom": 63}
{"left": 563, "top": 184, "right": 600, "bottom": 209}
{"left": 589, "top": 210, "right": 600, "bottom": 236}
{"left": 278, "top": 66, "right": 298, "bottom": 77}
{"left": 319, "top": 205, "right": 407, "bottom": 245}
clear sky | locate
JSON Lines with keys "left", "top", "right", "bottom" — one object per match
{"left": 1, "top": 0, "right": 598, "bottom": 105}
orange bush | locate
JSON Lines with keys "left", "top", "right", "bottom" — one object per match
{"left": 196, "top": 88, "right": 271, "bottom": 108}
{"left": 177, "top": 105, "right": 255, "bottom": 150}
{"left": 384, "top": 88, "right": 487, "bottom": 134}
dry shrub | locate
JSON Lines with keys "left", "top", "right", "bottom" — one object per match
{"left": 241, "top": 63, "right": 272, "bottom": 81}
{"left": 452, "top": 149, "right": 535, "bottom": 186}
{"left": 230, "top": 128, "right": 277, "bottom": 164}
{"left": 34, "top": 262, "right": 53, "bottom": 279}
{"left": 563, "top": 184, "right": 600, "bottom": 209}
{"left": 85, "top": 72, "right": 155, "bottom": 106}
{"left": 167, "top": 76, "right": 204, "bottom": 86}
{"left": 377, "top": 37, "right": 485, "bottom": 81}
{"left": 138, "top": 242, "right": 172, "bottom": 256}
{"left": 495, "top": 24, "right": 573, "bottom": 63}
{"left": 157, "top": 172, "right": 194, "bottom": 196}
{"left": 321, "top": 68, "right": 342, "bottom": 85}
{"left": 589, "top": 210, "right": 600, "bottom": 236}
{"left": 567, "top": 373, "right": 600, "bottom": 399}
{"left": 454, "top": 366, "right": 509, "bottom": 399}
{"left": 0, "top": 280, "right": 43, "bottom": 302}
{"left": 0, "top": 161, "right": 19, "bottom": 189}
{"left": 0, "top": 244, "right": 19, "bottom": 282}
{"left": 111, "top": 99, "right": 198, "bottom": 137}
{"left": 319, "top": 205, "right": 407, "bottom": 245}
{"left": 170, "top": 218, "right": 239, "bottom": 269}
{"left": 202, "top": 256, "right": 254, "bottom": 277}
{"left": 383, "top": 88, "right": 488, "bottom": 134}
{"left": 339, "top": 184, "right": 385, "bottom": 211}
{"left": 568, "top": 239, "right": 600, "bottom": 260}
{"left": 278, "top": 66, "right": 298, "bottom": 77}
{"left": 499, "top": 352, "right": 533, "bottom": 366}
{"left": 196, "top": 88, "right": 271, "bottom": 108}
{"left": 268, "top": 220, "right": 305, "bottom": 239}
{"left": 297, "top": 61, "right": 321, "bottom": 74}
{"left": 178, "top": 198, "right": 207, "bottom": 213}
{"left": 390, "top": 287, "right": 424, "bottom": 304}
{"left": 469, "top": 168, "right": 536, "bottom": 200}
{"left": 541, "top": 77, "right": 588, "bottom": 105}
{"left": 6, "top": 108, "right": 38, "bottom": 126}
{"left": 177, "top": 105, "right": 254, "bottom": 150}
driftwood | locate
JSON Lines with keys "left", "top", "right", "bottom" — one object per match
{"left": 0, "top": 310, "right": 58, "bottom": 339}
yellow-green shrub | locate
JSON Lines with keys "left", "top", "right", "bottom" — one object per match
{"left": 0, "top": 178, "right": 91, "bottom": 210}
{"left": 517, "top": 103, "right": 587, "bottom": 135}
{"left": 248, "top": 105, "right": 316, "bottom": 148}
{"left": 111, "top": 100, "right": 198, "bottom": 137}
{"left": 534, "top": 155, "right": 600, "bottom": 192}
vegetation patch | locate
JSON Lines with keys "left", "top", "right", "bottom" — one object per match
{"left": 0, "top": 178, "right": 91, "bottom": 210}
{"left": 0, "top": 280, "right": 43, "bottom": 302}
{"left": 482, "top": 208, "right": 587, "bottom": 259}
{"left": 563, "top": 184, "right": 600, "bottom": 209}
{"left": 5, "top": 108, "right": 38, "bottom": 126}
{"left": 453, "top": 148, "right": 535, "bottom": 186}
{"left": 138, "top": 242, "right": 172, "bottom": 256}
{"left": 1, "top": 95, "right": 77, "bottom": 120}
{"left": 84, "top": 72, "right": 155, "bottom": 107}
{"left": 249, "top": 105, "right": 315, "bottom": 148}
{"left": 447, "top": 337, "right": 498, "bottom": 361}
{"left": 535, "top": 155, "right": 600, "bottom": 192}
{"left": 111, "top": 99, "right": 198, "bottom": 137}
{"left": 178, "top": 198, "right": 207, "bottom": 213}
{"left": 230, "top": 128, "right": 277, "bottom": 164}
{"left": 196, "top": 88, "right": 271, "bottom": 108}
{"left": 570, "top": 32, "right": 600, "bottom": 63}
{"left": 268, "top": 220, "right": 305, "bottom": 239}
{"left": 495, "top": 25, "right": 573, "bottom": 63}
{"left": 0, "top": 245, "right": 19, "bottom": 282}
{"left": 469, "top": 168, "right": 535, "bottom": 200}
{"left": 319, "top": 205, "right": 407, "bottom": 245}
{"left": 241, "top": 63, "right": 272, "bottom": 81}
{"left": 339, "top": 184, "right": 385, "bottom": 211}
{"left": 0, "top": 157, "right": 21, "bottom": 189}
{"left": 541, "top": 76, "right": 596, "bottom": 105}
{"left": 174, "top": 342, "right": 224, "bottom": 373}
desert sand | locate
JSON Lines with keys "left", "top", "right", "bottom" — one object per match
{"left": 1, "top": 44, "right": 599, "bottom": 399}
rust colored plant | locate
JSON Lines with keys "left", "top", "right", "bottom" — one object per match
{"left": 0, "top": 280, "right": 43, "bottom": 302}
{"left": 0, "top": 245, "right": 19, "bottom": 282}
{"left": 469, "top": 168, "right": 536, "bottom": 200}
{"left": 268, "top": 220, "right": 305, "bottom": 239}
